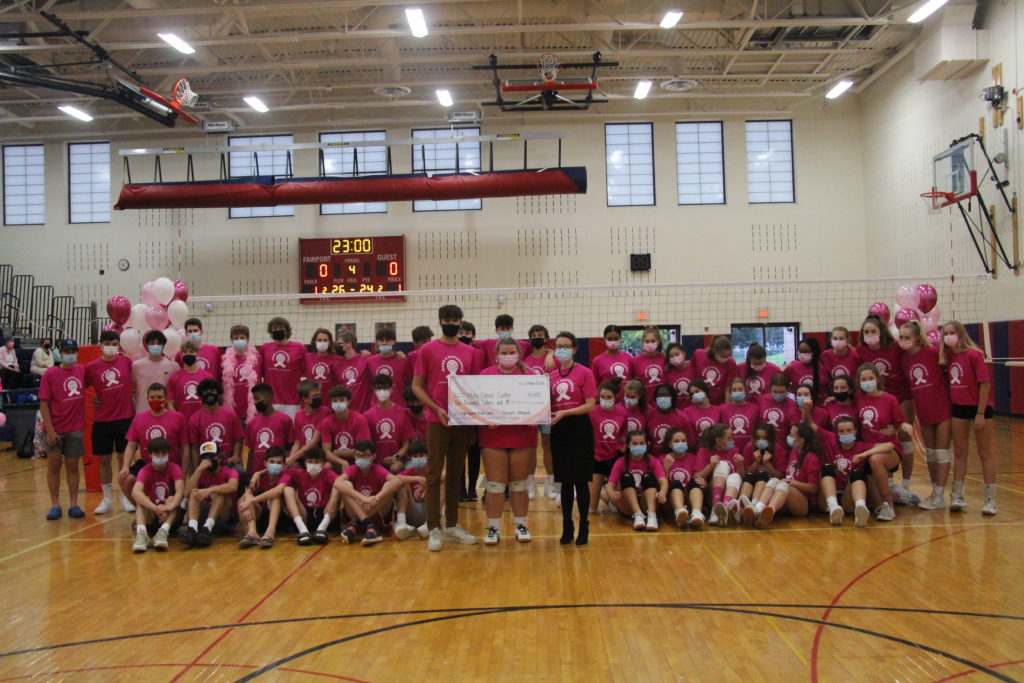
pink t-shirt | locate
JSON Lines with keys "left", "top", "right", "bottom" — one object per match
{"left": 250, "top": 469, "right": 292, "bottom": 496}
{"left": 473, "top": 338, "right": 532, "bottom": 365}
{"left": 646, "top": 407, "right": 692, "bottom": 458}
{"left": 287, "top": 468, "right": 338, "bottom": 508}
{"left": 522, "top": 352, "right": 552, "bottom": 376}
{"left": 131, "top": 357, "right": 180, "bottom": 413}
{"left": 721, "top": 402, "right": 760, "bottom": 452}
{"left": 549, "top": 363, "right": 598, "bottom": 412}
{"left": 782, "top": 361, "right": 818, "bottom": 401}
{"left": 175, "top": 344, "right": 221, "bottom": 376}
{"left": 590, "top": 404, "right": 628, "bottom": 461}
{"left": 820, "top": 348, "right": 861, "bottom": 382}
{"left": 858, "top": 343, "right": 910, "bottom": 402}
{"left": 136, "top": 462, "right": 183, "bottom": 504}
{"left": 188, "top": 406, "right": 244, "bottom": 449}
{"left": 856, "top": 391, "right": 905, "bottom": 451}
{"left": 404, "top": 348, "right": 421, "bottom": 385}
{"left": 260, "top": 340, "right": 306, "bottom": 406}
{"left": 413, "top": 338, "right": 484, "bottom": 423}
{"left": 630, "top": 354, "right": 667, "bottom": 404}
{"left": 591, "top": 351, "right": 633, "bottom": 391}
{"left": 665, "top": 365, "right": 693, "bottom": 410}
{"left": 757, "top": 394, "right": 800, "bottom": 444}
{"left": 366, "top": 354, "right": 409, "bottom": 407}
{"left": 697, "top": 446, "right": 742, "bottom": 475}
{"left": 305, "top": 352, "right": 339, "bottom": 399}
{"left": 622, "top": 404, "right": 646, "bottom": 434}
{"left": 167, "top": 367, "right": 214, "bottom": 423}
{"left": 679, "top": 403, "right": 722, "bottom": 446}
{"left": 899, "top": 346, "right": 951, "bottom": 425}
{"left": 245, "top": 411, "right": 296, "bottom": 472}
{"left": 84, "top": 355, "right": 134, "bottom": 422}
{"left": 408, "top": 411, "right": 428, "bottom": 442}
{"left": 293, "top": 406, "right": 332, "bottom": 447}
{"left": 196, "top": 465, "right": 240, "bottom": 499}
{"left": 363, "top": 403, "right": 416, "bottom": 460}
{"left": 609, "top": 454, "right": 665, "bottom": 487}
{"left": 666, "top": 450, "right": 708, "bottom": 487}
{"left": 816, "top": 429, "right": 869, "bottom": 490}
{"left": 826, "top": 401, "right": 859, "bottom": 432}
{"left": 320, "top": 410, "right": 371, "bottom": 453}
{"left": 476, "top": 366, "right": 539, "bottom": 450}
{"left": 947, "top": 348, "right": 994, "bottom": 407}
{"left": 39, "top": 364, "right": 86, "bottom": 433}
{"left": 783, "top": 449, "right": 821, "bottom": 500}
{"left": 126, "top": 410, "right": 188, "bottom": 464}
{"left": 399, "top": 467, "right": 427, "bottom": 499}
{"left": 690, "top": 349, "right": 739, "bottom": 405}
{"left": 737, "top": 361, "right": 783, "bottom": 398}
{"left": 342, "top": 463, "right": 391, "bottom": 496}
{"left": 334, "top": 354, "right": 370, "bottom": 412}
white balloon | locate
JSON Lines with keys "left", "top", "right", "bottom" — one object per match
{"left": 128, "top": 303, "right": 148, "bottom": 330}
{"left": 167, "top": 299, "right": 189, "bottom": 327}
{"left": 120, "top": 327, "right": 142, "bottom": 354}
{"left": 153, "top": 277, "right": 175, "bottom": 306}
{"left": 162, "top": 327, "right": 182, "bottom": 358}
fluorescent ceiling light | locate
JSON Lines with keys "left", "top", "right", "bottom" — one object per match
{"left": 406, "top": 8, "right": 428, "bottom": 37}
{"left": 907, "top": 0, "right": 948, "bottom": 23}
{"left": 634, "top": 80, "right": 652, "bottom": 99}
{"left": 58, "top": 105, "right": 93, "bottom": 121}
{"left": 157, "top": 32, "right": 195, "bottom": 54}
{"left": 825, "top": 79, "right": 854, "bottom": 99}
{"left": 660, "top": 10, "right": 683, "bottom": 28}
{"left": 243, "top": 96, "right": 269, "bottom": 112}
{"left": 436, "top": 89, "right": 453, "bottom": 107}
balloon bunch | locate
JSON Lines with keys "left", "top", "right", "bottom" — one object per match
{"left": 104, "top": 278, "right": 190, "bottom": 360}
{"left": 867, "top": 283, "right": 942, "bottom": 345}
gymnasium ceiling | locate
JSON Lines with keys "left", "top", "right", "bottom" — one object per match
{"left": 0, "top": 0, "right": 938, "bottom": 137}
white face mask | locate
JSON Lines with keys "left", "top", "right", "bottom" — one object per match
{"left": 315, "top": 341, "right": 329, "bottom": 352}
{"left": 332, "top": 401, "right": 348, "bottom": 413}
{"left": 151, "top": 455, "right": 169, "bottom": 467}
{"left": 375, "top": 389, "right": 392, "bottom": 402}
{"left": 606, "top": 339, "right": 620, "bottom": 351}
{"left": 599, "top": 398, "right": 615, "bottom": 410}
{"left": 101, "top": 345, "right": 118, "bottom": 358}
{"left": 306, "top": 463, "right": 322, "bottom": 476}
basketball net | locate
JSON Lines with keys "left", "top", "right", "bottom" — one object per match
{"left": 173, "top": 78, "right": 198, "bottom": 108}
{"left": 537, "top": 53, "right": 560, "bottom": 85}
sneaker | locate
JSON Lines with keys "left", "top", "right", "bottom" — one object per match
{"left": 918, "top": 492, "right": 946, "bottom": 510}
{"left": 196, "top": 526, "right": 212, "bottom": 547}
{"left": 153, "top": 526, "right": 170, "bottom": 550}
{"left": 688, "top": 510, "right": 705, "bottom": 530}
{"left": 93, "top": 498, "right": 113, "bottom": 515}
{"left": 120, "top": 495, "right": 136, "bottom": 513}
{"left": 514, "top": 523, "right": 532, "bottom": 543}
{"left": 982, "top": 499, "right": 997, "bottom": 516}
{"left": 427, "top": 527, "right": 443, "bottom": 551}
{"left": 674, "top": 508, "right": 689, "bottom": 527}
{"left": 182, "top": 527, "right": 198, "bottom": 547}
{"left": 132, "top": 527, "right": 149, "bottom": 553}
{"left": 875, "top": 501, "right": 896, "bottom": 522}
{"left": 340, "top": 524, "right": 358, "bottom": 544}
{"left": 443, "top": 525, "right": 478, "bottom": 545}
{"left": 756, "top": 506, "right": 775, "bottom": 529}
{"left": 707, "top": 509, "right": 720, "bottom": 527}
{"left": 854, "top": 504, "right": 869, "bottom": 528}
{"left": 554, "top": 493, "right": 561, "bottom": 508}
{"left": 296, "top": 531, "right": 312, "bottom": 546}
{"left": 238, "top": 534, "right": 259, "bottom": 549}
{"left": 891, "top": 485, "right": 920, "bottom": 506}
{"left": 394, "top": 523, "right": 416, "bottom": 541}
{"left": 362, "top": 525, "right": 383, "bottom": 545}
{"left": 484, "top": 526, "right": 500, "bottom": 545}
{"left": 829, "top": 505, "right": 844, "bottom": 526}
{"left": 949, "top": 495, "right": 967, "bottom": 512}
{"left": 68, "top": 505, "right": 85, "bottom": 519}
{"left": 416, "top": 523, "right": 429, "bottom": 539}
{"left": 645, "top": 511, "right": 658, "bottom": 531}
{"left": 546, "top": 480, "right": 559, "bottom": 499}
{"left": 727, "top": 499, "right": 742, "bottom": 524}
{"left": 632, "top": 513, "right": 646, "bottom": 530}
{"left": 46, "top": 506, "right": 62, "bottom": 521}
{"left": 312, "top": 530, "right": 329, "bottom": 545}
{"left": 742, "top": 505, "right": 757, "bottom": 526}
{"left": 712, "top": 501, "right": 728, "bottom": 527}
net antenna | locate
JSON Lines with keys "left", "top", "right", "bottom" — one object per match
{"left": 173, "top": 78, "right": 199, "bottom": 108}
{"left": 537, "top": 52, "right": 561, "bottom": 85}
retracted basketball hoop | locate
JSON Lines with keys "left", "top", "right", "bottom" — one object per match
{"left": 476, "top": 52, "right": 615, "bottom": 112}
{"left": 132, "top": 77, "right": 200, "bottom": 126}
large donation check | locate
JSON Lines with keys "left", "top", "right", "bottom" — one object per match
{"left": 447, "top": 374, "right": 552, "bottom": 426}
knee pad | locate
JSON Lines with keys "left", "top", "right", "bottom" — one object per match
{"left": 713, "top": 460, "right": 732, "bottom": 479}
{"left": 485, "top": 480, "right": 506, "bottom": 494}
{"left": 925, "top": 448, "right": 938, "bottom": 464}
{"left": 508, "top": 479, "right": 529, "bottom": 492}
{"left": 757, "top": 471, "right": 770, "bottom": 483}
{"left": 901, "top": 440, "right": 914, "bottom": 456}
{"left": 619, "top": 474, "right": 637, "bottom": 490}
{"left": 765, "top": 478, "right": 780, "bottom": 491}
{"left": 934, "top": 448, "right": 952, "bottom": 464}
{"left": 669, "top": 479, "right": 684, "bottom": 492}
{"left": 726, "top": 472, "right": 742, "bottom": 490}
{"left": 744, "top": 472, "right": 759, "bottom": 486}
{"left": 820, "top": 462, "right": 836, "bottom": 479}
{"left": 849, "top": 468, "right": 867, "bottom": 483}
{"left": 774, "top": 481, "right": 790, "bottom": 496}
{"left": 640, "top": 472, "right": 659, "bottom": 490}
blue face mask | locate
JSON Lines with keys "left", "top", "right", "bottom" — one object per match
{"left": 409, "top": 457, "right": 428, "bottom": 470}
{"left": 497, "top": 331, "right": 513, "bottom": 340}
{"left": 267, "top": 463, "right": 284, "bottom": 476}
{"left": 731, "top": 391, "right": 746, "bottom": 402}
{"left": 554, "top": 347, "right": 573, "bottom": 363}
{"left": 599, "top": 398, "right": 616, "bottom": 411}
{"left": 629, "top": 444, "right": 647, "bottom": 458}
{"left": 232, "top": 339, "right": 248, "bottom": 351}
{"left": 148, "top": 345, "right": 163, "bottom": 356}
{"left": 61, "top": 353, "right": 78, "bottom": 364}
{"left": 187, "top": 332, "right": 202, "bottom": 344}
{"left": 755, "top": 439, "right": 769, "bottom": 450}
{"left": 624, "top": 397, "right": 639, "bottom": 409}
{"left": 378, "top": 344, "right": 393, "bottom": 354}
{"left": 691, "top": 392, "right": 706, "bottom": 405}
{"left": 861, "top": 380, "right": 878, "bottom": 393}
{"left": 786, "top": 435, "right": 796, "bottom": 448}
{"left": 656, "top": 396, "right": 673, "bottom": 410}
{"left": 671, "top": 441, "right": 688, "bottom": 454}
{"left": 722, "top": 441, "right": 735, "bottom": 451}
{"left": 772, "top": 392, "right": 786, "bottom": 403}
{"left": 838, "top": 433, "right": 857, "bottom": 445}
{"left": 355, "top": 458, "right": 373, "bottom": 471}
{"left": 795, "top": 395, "right": 808, "bottom": 407}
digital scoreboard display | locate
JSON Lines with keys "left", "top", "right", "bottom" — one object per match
{"left": 299, "top": 236, "right": 405, "bottom": 303}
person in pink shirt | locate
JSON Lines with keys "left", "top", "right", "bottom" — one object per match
{"left": 697, "top": 424, "right": 745, "bottom": 526}
{"left": 591, "top": 324, "right": 633, "bottom": 393}
{"left": 648, "top": 383, "right": 692, "bottom": 458}
{"left": 757, "top": 374, "right": 800, "bottom": 446}
{"left": 129, "top": 437, "right": 184, "bottom": 553}
{"left": 795, "top": 385, "right": 830, "bottom": 432}
{"left": 854, "top": 363, "right": 912, "bottom": 521}
{"left": 820, "top": 326, "right": 861, "bottom": 386}
{"left": 690, "top": 335, "right": 739, "bottom": 405}
{"left": 525, "top": 325, "right": 556, "bottom": 500}
{"left": 261, "top": 316, "right": 306, "bottom": 417}
{"left": 824, "top": 375, "right": 859, "bottom": 432}
{"left": 188, "top": 378, "right": 244, "bottom": 474}
{"left": 664, "top": 343, "right": 693, "bottom": 411}
{"left": 366, "top": 328, "right": 407, "bottom": 408}
{"left": 305, "top": 328, "right": 339, "bottom": 401}
{"left": 237, "top": 446, "right": 290, "bottom": 549}
{"left": 119, "top": 382, "right": 188, "bottom": 503}
{"left": 457, "top": 321, "right": 485, "bottom": 502}
{"left": 749, "top": 422, "right": 821, "bottom": 529}
{"left": 404, "top": 325, "right": 434, "bottom": 386}
{"left": 334, "top": 330, "right": 370, "bottom": 412}
{"left": 721, "top": 376, "right": 760, "bottom": 453}
{"left": 393, "top": 441, "right": 431, "bottom": 541}
{"left": 898, "top": 321, "right": 953, "bottom": 511}
{"left": 607, "top": 430, "right": 668, "bottom": 531}
{"left": 814, "top": 417, "right": 898, "bottom": 527}
{"left": 629, "top": 326, "right": 666, "bottom": 405}
{"left": 289, "top": 379, "right": 330, "bottom": 466}
{"left": 403, "top": 386, "right": 428, "bottom": 443}
{"left": 335, "top": 440, "right": 405, "bottom": 545}
{"left": 589, "top": 379, "right": 628, "bottom": 516}
{"left": 621, "top": 379, "right": 647, "bottom": 433}
{"left": 221, "top": 324, "right": 262, "bottom": 423}
{"left": 738, "top": 343, "right": 781, "bottom": 400}
{"left": 680, "top": 380, "right": 721, "bottom": 446}
{"left": 939, "top": 320, "right": 997, "bottom": 514}
{"left": 364, "top": 374, "right": 414, "bottom": 472}
{"left": 284, "top": 447, "right": 340, "bottom": 545}
{"left": 320, "top": 384, "right": 370, "bottom": 470}
{"left": 175, "top": 318, "right": 221, "bottom": 377}
{"left": 782, "top": 337, "right": 823, "bottom": 404}
{"left": 661, "top": 428, "right": 708, "bottom": 529}
{"left": 739, "top": 423, "right": 782, "bottom": 510}
{"left": 181, "top": 441, "right": 239, "bottom": 548}
{"left": 472, "top": 314, "right": 534, "bottom": 366}
{"left": 131, "top": 330, "right": 179, "bottom": 414}
{"left": 167, "top": 340, "right": 214, "bottom": 423}
{"left": 411, "top": 304, "right": 485, "bottom": 550}
{"left": 245, "top": 383, "right": 296, "bottom": 473}
{"left": 39, "top": 339, "right": 87, "bottom": 520}
{"left": 85, "top": 330, "right": 136, "bottom": 515}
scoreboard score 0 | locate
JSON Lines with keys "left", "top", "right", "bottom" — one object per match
{"left": 299, "top": 236, "right": 405, "bottom": 303}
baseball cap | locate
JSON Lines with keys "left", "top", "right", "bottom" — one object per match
{"left": 59, "top": 339, "right": 79, "bottom": 351}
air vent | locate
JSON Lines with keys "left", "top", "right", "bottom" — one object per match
{"left": 660, "top": 79, "right": 698, "bottom": 92}
{"left": 375, "top": 86, "right": 411, "bottom": 99}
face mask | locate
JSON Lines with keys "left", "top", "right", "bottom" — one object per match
{"left": 772, "top": 392, "right": 786, "bottom": 403}
{"left": 62, "top": 352, "right": 78, "bottom": 364}
{"left": 202, "top": 392, "right": 220, "bottom": 406}
{"left": 441, "top": 323, "right": 460, "bottom": 338}
{"left": 148, "top": 399, "right": 165, "bottom": 412}
{"left": 863, "top": 333, "right": 880, "bottom": 346}
{"left": 795, "top": 395, "right": 808, "bottom": 407}
{"left": 833, "top": 391, "right": 850, "bottom": 402}
{"left": 182, "top": 354, "right": 197, "bottom": 367}
{"left": 731, "top": 391, "right": 746, "bottom": 402}
{"left": 148, "top": 345, "right": 163, "bottom": 356}
{"left": 43, "top": 342, "right": 51, "bottom": 350}
{"left": 315, "top": 341, "right": 329, "bottom": 352}
{"left": 691, "top": 392, "right": 706, "bottom": 405}
{"left": 554, "top": 348, "right": 572, "bottom": 363}
{"left": 101, "top": 345, "right": 117, "bottom": 358}
{"left": 232, "top": 339, "right": 248, "bottom": 352}
{"left": 254, "top": 401, "right": 268, "bottom": 414}
{"left": 409, "top": 457, "right": 428, "bottom": 470}
{"left": 669, "top": 355, "right": 684, "bottom": 367}
{"left": 786, "top": 436, "right": 796, "bottom": 448}
{"left": 377, "top": 344, "right": 393, "bottom": 354}
{"left": 671, "top": 442, "right": 688, "bottom": 455}
{"left": 267, "top": 463, "right": 284, "bottom": 476}
{"left": 206, "top": 457, "right": 219, "bottom": 471}
{"left": 656, "top": 396, "right": 673, "bottom": 410}
{"left": 798, "top": 352, "right": 813, "bottom": 364}
{"left": 151, "top": 455, "right": 169, "bottom": 467}
{"left": 860, "top": 380, "right": 877, "bottom": 393}
{"left": 409, "top": 404, "right": 424, "bottom": 415}
{"left": 599, "top": 398, "right": 616, "bottom": 411}
{"left": 629, "top": 445, "right": 647, "bottom": 459}
{"left": 530, "top": 337, "right": 546, "bottom": 350}
{"left": 624, "top": 397, "right": 639, "bottom": 409}
{"left": 643, "top": 341, "right": 658, "bottom": 353}
{"left": 832, "top": 339, "right": 847, "bottom": 351}
{"left": 355, "top": 457, "right": 372, "bottom": 471}
{"left": 306, "top": 463, "right": 322, "bottom": 476}
{"left": 722, "top": 441, "right": 735, "bottom": 451}
{"left": 497, "top": 331, "right": 513, "bottom": 340}
{"left": 375, "top": 389, "right": 392, "bottom": 402}
{"left": 310, "top": 396, "right": 322, "bottom": 410}
{"left": 943, "top": 334, "right": 959, "bottom": 348}
{"left": 332, "top": 401, "right": 348, "bottom": 413}
{"left": 605, "top": 339, "right": 620, "bottom": 351}
{"left": 458, "top": 336, "right": 473, "bottom": 345}
{"left": 187, "top": 332, "right": 202, "bottom": 344}
{"left": 838, "top": 433, "right": 857, "bottom": 445}
{"left": 755, "top": 439, "right": 769, "bottom": 450}
{"left": 898, "top": 339, "right": 915, "bottom": 350}
{"left": 271, "top": 329, "right": 286, "bottom": 341}
{"left": 497, "top": 355, "right": 519, "bottom": 369}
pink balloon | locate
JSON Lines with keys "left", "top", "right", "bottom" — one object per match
{"left": 172, "top": 280, "right": 189, "bottom": 303}
{"left": 894, "top": 307, "right": 920, "bottom": 327}
{"left": 144, "top": 304, "right": 169, "bottom": 331}
{"left": 916, "top": 284, "right": 938, "bottom": 314}
{"left": 921, "top": 305, "right": 942, "bottom": 332}
{"left": 867, "top": 302, "right": 891, "bottom": 325}
{"left": 102, "top": 322, "right": 124, "bottom": 333}
{"left": 106, "top": 296, "right": 131, "bottom": 325}
{"left": 927, "top": 329, "right": 942, "bottom": 345}
{"left": 129, "top": 346, "right": 147, "bottom": 361}
{"left": 141, "top": 281, "right": 159, "bottom": 307}
{"left": 894, "top": 284, "right": 921, "bottom": 310}
{"left": 0, "top": 412, "right": 6, "bottom": 427}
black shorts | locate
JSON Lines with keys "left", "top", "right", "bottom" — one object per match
{"left": 669, "top": 479, "right": 700, "bottom": 493}
{"left": 594, "top": 455, "right": 621, "bottom": 478}
{"left": 951, "top": 404, "right": 993, "bottom": 420}
{"left": 91, "top": 417, "right": 132, "bottom": 456}
{"left": 129, "top": 459, "right": 146, "bottom": 477}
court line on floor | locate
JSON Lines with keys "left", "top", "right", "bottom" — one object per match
{"left": 0, "top": 512, "right": 128, "bottom": 565}
{"left": 936, "top": 659, "right": 1024, "bottom": 682}
{"left": 0, "top": 662, "right": 367, "bottom": 682}
{"left": 0, "top": 466, "right": 38, "bottom": 479}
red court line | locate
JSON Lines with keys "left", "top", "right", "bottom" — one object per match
{"left": 934, "top": 659, "right": 1024, "bottom": 682}
{"left": 169, "top": 545, "right": 327, "bottom": 682}
{"left": 0, "top": 661, "right": 368, "bottom": 681}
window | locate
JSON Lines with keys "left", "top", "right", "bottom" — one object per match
{"left": 68, "top": 142, "right": 110, "bottom": 224}
{"left": 731, "top": 323, "right": 800, "bottom": 367}
{"left": 320, "top": 130, "right": 387, "bottom": 215}
{"left": 411, "top": 127, "right": 481, "bottom": 211}
{"left": 616, "top": 325, "right": 680, "bottom": 356}
{"left": 676, "top": 122, "right": 724, "bottom": 205}
{"left": 3, "top": 145, "right": 45, "bottom": 225}
{"left": 745, "top": 120, "right": 794, "bottom": 203}
{"left": 228, "top": 134, "right": 294, "bottom": 218}
{"left": 605, "top": 123, "right": 654, "bottom": 207}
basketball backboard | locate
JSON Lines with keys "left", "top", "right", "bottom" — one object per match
{"left": 930, "top": 136, "right": 978, "bottom": 208}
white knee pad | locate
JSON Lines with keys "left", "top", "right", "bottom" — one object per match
{"left": 765, "top": 478, "right": 780, "bottom": 491}
{"left": 774, "top": 481, "right": 790, "bottom": 496}
{"left": 726, "top": 472, "right": 742, "bottom": 490}
{"left": 901, "top": 441, "right": 914, "bottom": 455}
{"left": 925, "top": 448, "right": 938, "bottom": 463}
{"left": 508, "top": 479, "right": 529, "bottom": 492}
{"left": 485, "top": 480, "right": 506, "bottom": 494}
{"left": 713, "top": 461, "right": 732, "bottom": 479}
{"left": 934, "top": 448, "right": 952, "bottom": 464}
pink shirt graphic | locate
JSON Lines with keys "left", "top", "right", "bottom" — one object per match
{"left": 167, "top": 367, "right": 214, "bottom": 422}
{"left": 136, "top": 462, "right": 183, "bottom": 504}
{"left": 413, "top": 339, "right": 485, "bottom": 423}
{"left": 84, "top": 355, "right": 134, "bottom": 422}
{"left": 245, "top": 411, "right": 296, "bottom": 472}
{"left": 39, "top": 364, "right": 86, "bottom": 433}
{"left": 590, "top": 404, "right": 628, "bottom": 461}
{"left": 947, "top": 348, "right": 994, "bottom": 407}
{"left": 548, "top": 363, "right": 597, "bottom": 412}
{"left": 188, "top": 406, "right": 244, "bottom": 449}
{"left": 126, "top": 410, "right": 187, "bottom": 464}
{"left": 260, "top": 340, "right": 306, "bottom": 406}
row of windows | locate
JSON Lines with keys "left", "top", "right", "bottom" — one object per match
{"left": 2, "top": 121, "right": 792, "bottom": 224}
{"left": 605, "top": 120, "right": 795, "bottom": 207}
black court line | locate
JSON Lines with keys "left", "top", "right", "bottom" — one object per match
{"left": 0, "top": 466, "right": 39, "bottom": 479}
{"left": 2, "top": 603, "right": 1021, "bottom": 661}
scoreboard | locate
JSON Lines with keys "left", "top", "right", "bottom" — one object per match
{"left": 299, "top": 236, "right": 405, "bottom": 303}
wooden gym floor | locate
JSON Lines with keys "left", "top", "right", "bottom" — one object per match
{"left": 0, "top": 420, "right": 1022, "bottom": 682}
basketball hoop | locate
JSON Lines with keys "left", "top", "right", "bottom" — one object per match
{"left": 537, "top": 53, "right": 561, "bottom": 85}
{"left": 173, "top": 78, "right": 199, "bottom": 108}
{"left": 920, "top": 190, "right": 954, "bottom": 211}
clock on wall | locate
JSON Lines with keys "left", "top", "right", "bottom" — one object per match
{"left": 117, "top": 259, "right": 130, "bottom": 272}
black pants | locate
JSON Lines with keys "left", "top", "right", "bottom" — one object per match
{"left": 560, "top": 482, "right": 591, "bottom": 526}
{"left": 463, "top": 444, "right": 481, "bottom": 496}
{"left": 0, "top": 367, "right": 20, "bottom": 389}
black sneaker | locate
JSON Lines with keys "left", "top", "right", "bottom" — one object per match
{"left": 196, "top": 526, "right": 212, "bottom": 547}
{"left": 182, "top": 527, "right": 198, "bottom": 548}
{"left": 312, "top": 529, "right": 328, "bottom": 545}
{"left": 296, "top": 531, "right": 312, "bottom": 546}
{"left": 362, "top": 525, "right": 383, "bottom": 546}
{"left": 340, "top": 523, "right": 358, "bottom": 544}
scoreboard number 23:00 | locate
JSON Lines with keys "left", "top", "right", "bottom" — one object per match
{"left": 299, "top": 236, "right": 405, "bottom": 302}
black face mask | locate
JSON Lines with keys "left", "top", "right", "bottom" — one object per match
{"left": 409, "top": 404, "right": 424, "bottom": 415}
{"left": 458, "top": 336, "right": 473, "bottom": 345}
{"left": 440, "top": 323, "right": 460, "bottom": 338}
{"left": 271, "top": 329, "right": 286, "bottom": 341}
{"left": 202, "top": 392, "right": 221, "bottom": 406}
{"left": 310, "top": 396, "right": 322, "bottom": 410}
{"left": 530, "top": 337, "right": 546, "bottom": 349}
{"left": 254, "top": 401, "right": 268, "bottom": 413}
{"left": 43, "top": 343, "right": 51, "bottom": 349}
{"left": 182, "top": 354, "right": 197, "bottom": 366}
{"left": 833, "top": 391, "right": 851, "bottom": 402}
{"left": 206, "top": 457, "right": 219, "bottom": 471}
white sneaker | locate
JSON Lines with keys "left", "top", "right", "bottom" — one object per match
{"left": 674, "top": 507, "right": 689, "bottom": 527}
{"left": 727, "top": 499, "right": 741, "bottom": 524}
{"left": 394, "top": 523, "right": 416, "bottom": 541}
{"left": 153, "top": 526, "right": 170, "bottom": 550}
{"left": 554, "top": 493, "right": 561, "bottom": 508}
{"left": 443, "top": 525, "right": 478, "bottom": 545}
{"left": 949, "top": 495, "right": 967, "bottom": 512}
{"left": 546, "top": 479, "right": 560, "bottom": 499}
{"left": 712, "top": 502, "right": 728, "bottom": 527}
{"left": 689, "top": 510, "right": 706, "bottom": 530}
{"left": 918, "top": 492, "right": 946, "bottom": 510}
{"left": 829, "top": 505, "right": 844, "bottom": 526}
{"left": 120, "top": 495, "right": 136, "bottom": 512}
{"left": 707, "top": 509, "right": 720, "bottom": 526}
{"left": 416, "top": 523, "right": 429, "bottom": 539}
{"left": 645, "top": 511, "right": 658, "bottom": 531}
{"left": 93, "top": 498, "right": 113, "bottom": 515}
{"left": 982, "top": 499, "right": 997, "bottom": 516}
{"left": 875, "top": 501, "right": 895, "bottom": 522}
{"left": 891, "top": 485, "right": 920, "bottom": 506}
{"left": 484, "top": 526, "right": 500, "bottom": 545}
{"left": 427, "top": 528, "right": 443, "bottom": 551}
{"left": 514, "top": 523, "right": 531, "bottom": 543}
{"left": 132, "top": 527, "right": 149, "bottom": 553}
{"left": 632, "top": 513, "right": 646, "bottom": 530}
{"left": 854, "top": 504, "right": 869, "bottom": 528}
